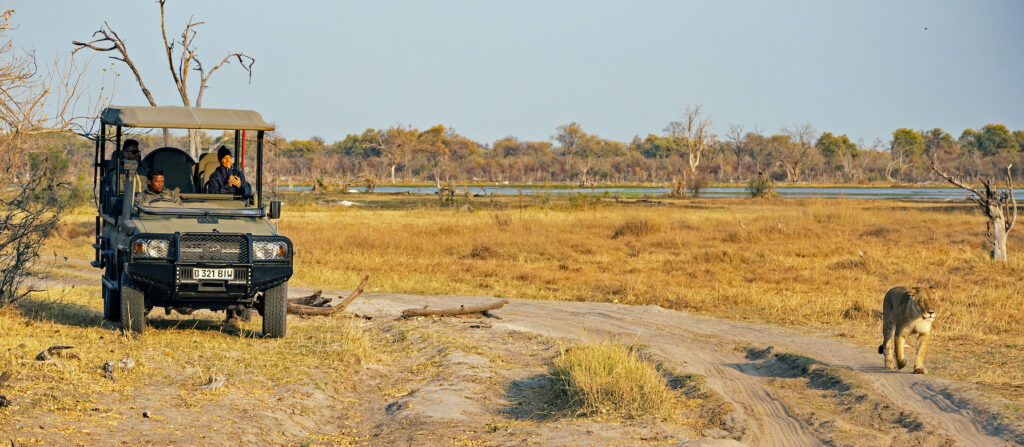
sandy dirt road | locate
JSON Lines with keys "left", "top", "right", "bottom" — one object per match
{"left": 340, "top": 289, "right": 1021, "bottom": 447}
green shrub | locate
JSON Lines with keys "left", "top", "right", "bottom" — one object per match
{"left": 746, "top": 172, "right": 776, "bottom": 198}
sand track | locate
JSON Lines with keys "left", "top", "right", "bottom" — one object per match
{"left": 344, "top": 291, "right": 1020, "bottom": 446}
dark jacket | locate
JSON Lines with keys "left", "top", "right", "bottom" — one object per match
{"left": 206, "top": 166, "right": 252, "bottom": 197}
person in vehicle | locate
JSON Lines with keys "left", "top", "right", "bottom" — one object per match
{"left": 135, "top": 170, "right": 181, "bottom": 206}
{"left": 122, "top": 139, "right": 147, "bottom": 192}
{"left": 205, "top": 146, "right": 252, "bottom": 197}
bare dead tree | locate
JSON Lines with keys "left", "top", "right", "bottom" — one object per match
{"left": 665, "top": 105, "right": 715, "bottom": 193}
{"left": 73, "top": 0, "right": 254, "bottom": 158}
{"left": 931, "top": 163, "right": 1017, "bottom": 261}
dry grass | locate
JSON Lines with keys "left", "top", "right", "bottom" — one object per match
{"left": 43, "top": 196, "right": 1024, "bottom": 405}
{"left": 545, "top": 341, "right": 677, "bottom": 418}
{"left": 0, "top": 286, "right": 376, "bottom": 444}
{"left": 275, "top": 196, "right": 1024, "bottom": 404}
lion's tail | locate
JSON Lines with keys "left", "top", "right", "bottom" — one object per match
{"left": 871, "top": 309, "right": 884, "bottom": 319}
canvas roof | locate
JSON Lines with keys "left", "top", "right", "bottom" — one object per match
{"left": 101, "top": 106, "right": 274, "bottom": 131}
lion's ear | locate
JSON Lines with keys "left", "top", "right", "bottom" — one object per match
{"left": 908, "top": 287, "right": 921, "bottom": 297}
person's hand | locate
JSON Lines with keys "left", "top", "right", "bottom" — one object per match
{"left": 229, "top": 175, "right": 241, "bottom": 188}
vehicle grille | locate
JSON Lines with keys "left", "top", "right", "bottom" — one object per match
{"left": 178, "top": 234, "right": 248, "bottom": 263}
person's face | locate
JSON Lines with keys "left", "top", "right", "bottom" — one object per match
{"left": 220, "top": 155, "right": 232, "bottom": 169}
{"left": 125, "top": 145, "right": 141, "bottom": 161}
{"left": 148, "top": 175, "right": 164, "bottom": 193}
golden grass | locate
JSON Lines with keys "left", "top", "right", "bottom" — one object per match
{"left": 276, "top": 197, "right": 1024, "bottom": 403}
{"left": 0, "top": 286, "right": 376, "bottom": 428}
{"left": 43, "top": 196, "right": 1024, "bottom": 404}
{"left": 546, "top": 341, "right": 677, "bottom": 418}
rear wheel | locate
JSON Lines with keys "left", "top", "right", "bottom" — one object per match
{"left": 120, "top": 272, "right": 146, "bottom": 335}
{"left": 262, "top": 282, "right": 287, "bottom": 338}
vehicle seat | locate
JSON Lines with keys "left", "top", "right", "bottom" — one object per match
{"left": 141, "top": 147, "right": 196, "bottom": 194}
{"left": 194, "top": 152, "right": 221, "bottom": 193}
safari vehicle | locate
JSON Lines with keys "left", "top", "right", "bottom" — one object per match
{"left": 90, "top": 106, "right": 292, "bottom": 337}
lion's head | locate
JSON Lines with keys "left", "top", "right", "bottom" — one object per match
{"left": 910, "top": 287, "right": 939, "bottom": 321}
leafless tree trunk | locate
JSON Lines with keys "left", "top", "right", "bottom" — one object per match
{"left": 931, "top": 163, "right": 1017, "bottom": 261}
{"left": 666, "top": 105, "right": 715, "bottom": 188}
{"left": 73, "top": 0, "right": 254, "bottom": 158}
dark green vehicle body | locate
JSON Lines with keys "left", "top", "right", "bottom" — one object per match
{"left": 91, "top": 106, "right": 292, "bottom": 337}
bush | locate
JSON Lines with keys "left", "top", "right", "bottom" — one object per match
{"left": 546, "top": 341, "right": 673, "bottom": 418}
{"left": 746, "top": 172, "right": 776, "bottom": 198}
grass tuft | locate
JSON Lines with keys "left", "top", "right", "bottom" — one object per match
{"left": 611, "top": 219, "right": 661, "bottom": 239}
{"left": 545, "top": 341, "right": 675, "bottom": 418}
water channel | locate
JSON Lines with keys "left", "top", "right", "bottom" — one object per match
{"left": 278, "top": 185, "right": 1020, "bottom": 200}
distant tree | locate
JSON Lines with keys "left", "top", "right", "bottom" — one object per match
{"left": 332, "top": 129, "right": 383, "bottom": 158}
{"left": 665, "top": 105, "right": 715, "bottom": 188}
{"left": 379, "top": 125, "right": 417, "bottom": 183}
{"left": 73, "top": 0, "right": 254, "bottom": 159}
{"left": 816, "top": 132, "right": 859, "bottom": 180}
{"left": 779, "top": 124, "right": 818, "bottom": 182}
{"left": 555, "top": 122, "right": 584, "bottom": 176}
{"left": 725, "top": 124, "right": 754, "bottom": 181}
{"left": 887, "top": 128, "right": 924, "bottom": 180}
{"left": 960, "top": 124, "right": 1018, "bottom": 157}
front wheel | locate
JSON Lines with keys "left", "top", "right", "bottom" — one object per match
{"left": 262, "top": 282, "right": 287, "bottom": 338}
{"left": 120, "top": 272, "right": 146, "bottom": 335}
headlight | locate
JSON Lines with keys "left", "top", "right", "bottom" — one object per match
{"left": 253, "top": 240, "right": 288, "bottom": 260}
{"left": 133, "top": 239, "right": 171, "bottom": 258}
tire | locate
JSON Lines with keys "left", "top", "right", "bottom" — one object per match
{"left": 102, "top": 277, "right": 121, "bottom": 322}
{"left": 120, "top": 272, "right": 146, "bottom": 335}
{"left": 262, "top": 281, "right": 287, "bottom": 338}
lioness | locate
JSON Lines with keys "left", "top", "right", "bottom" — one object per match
{"left": 877, "top": 286, "right": 938, "bottom": 374}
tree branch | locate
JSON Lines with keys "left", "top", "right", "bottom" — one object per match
{"left": 72, "top": 24, "right": 157, "bottom": 107}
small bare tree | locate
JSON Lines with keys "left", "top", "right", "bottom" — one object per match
{"left": 73, "top": 0, "right": 254, "bottom": 159}
{"left": 0, "top": 10, "right": 105, "bottom": 305}
{"left": 931, "top": 163, "right": 1017, "bottom": 261}
{"left": 665, "top": 105, "right": 715, "bottom": 193}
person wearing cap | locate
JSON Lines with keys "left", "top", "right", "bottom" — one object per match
{"left": 205, "top": 145, "right": 252, "bottom": 197}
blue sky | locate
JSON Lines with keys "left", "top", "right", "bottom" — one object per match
{"left": 9, "top": 0, "right": 1024, "bottom": 145}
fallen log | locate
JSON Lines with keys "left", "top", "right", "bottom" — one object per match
{"left": 287, "top": 275, "right": 369, "bottom": 316}
{"left": 400, "top": 299, "right": 508, "bottom": 319}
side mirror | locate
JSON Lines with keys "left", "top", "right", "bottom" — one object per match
{"left": 269, "top": 200, "right": 282, "bottom": 219}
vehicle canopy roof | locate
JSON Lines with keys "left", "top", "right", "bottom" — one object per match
{"left": 100, "top": 105, "right": 274, "bottom": 131}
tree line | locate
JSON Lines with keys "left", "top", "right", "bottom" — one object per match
{"left": 33, "top": 117, "right": 1024, "bottom": 188}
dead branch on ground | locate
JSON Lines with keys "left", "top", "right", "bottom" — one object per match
{"left": 287, "top": 275, "right": 369, "bottom": 316}
{"left": 400, "top": 299, "right": 508, "bottom": 319}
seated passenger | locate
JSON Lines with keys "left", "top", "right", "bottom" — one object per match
{"left": 135, "top": 170, "right": 181, "bottom": 206}
{"left": 205, "top": 146, "right": 252, "bottom": 198}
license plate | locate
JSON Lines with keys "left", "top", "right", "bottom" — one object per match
{"left": 193, "top": 268, "right": 234, "bottom": 280}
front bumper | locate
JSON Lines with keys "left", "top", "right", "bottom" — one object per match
{"left": 127, "top": 261, "right": 292, "bottom": 301}
{"left": 125, "top": 232, "right": 293, "bottom": 304}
